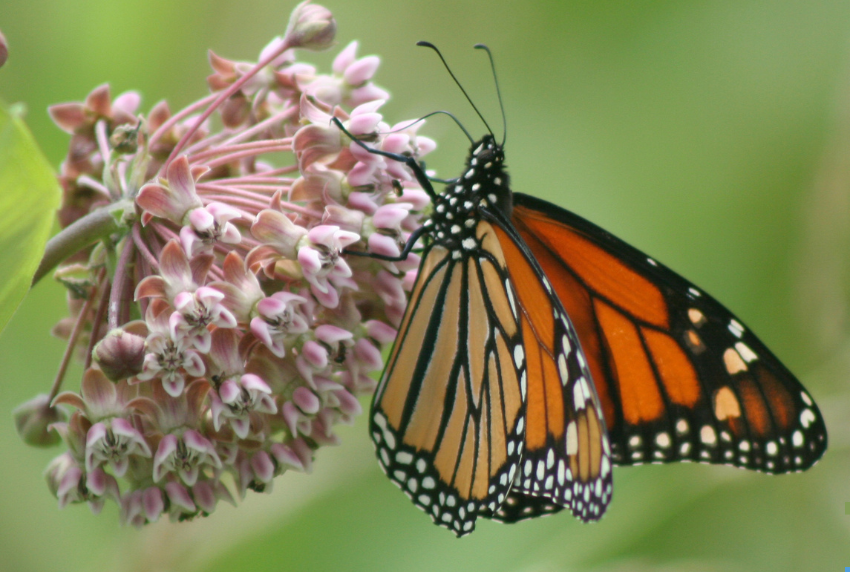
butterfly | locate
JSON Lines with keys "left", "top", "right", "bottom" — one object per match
{"left": 335, "top": 50, "right": 827, "bottom": 538}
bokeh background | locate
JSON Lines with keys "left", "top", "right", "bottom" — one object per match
{"left": 1, "top": 1, "right": 850, "bottom": 570}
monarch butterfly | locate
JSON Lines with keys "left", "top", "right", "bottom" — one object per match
{"left": 338, "top": 45, "right": 828, "bottom": 537}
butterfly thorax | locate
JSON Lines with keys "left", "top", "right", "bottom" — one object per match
{"left": 425, "top": 135, "right": 512, "bottom": 254}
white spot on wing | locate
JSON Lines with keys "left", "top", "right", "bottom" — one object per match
{"left": 735, "top": 342, "right": 757, "bottom": 362}
{"left": 566, "top": 421, "right": 578, "bottom": 455}
{"left": 700, "top": 425, "right": 717, "bottom": 446}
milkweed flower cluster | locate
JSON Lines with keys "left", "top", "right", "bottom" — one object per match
{"left": 13, "top": 1, "right": 436, "bottom": 525}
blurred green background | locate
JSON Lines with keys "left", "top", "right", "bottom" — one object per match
{"left": 1, "top": 1, "right": 850, "bottom": 570}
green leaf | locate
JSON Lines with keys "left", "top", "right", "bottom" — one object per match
{"left": 0, "top": 101, "right": 60, "bottom": 334}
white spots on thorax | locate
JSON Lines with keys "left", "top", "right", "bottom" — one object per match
{"left": 464, "top": 201, "right": 474, "bottom": 210}
{"left": 471, "top": 183, "right": 480, "bottom": 191}
{"left": 465, "top": 218, "right": 476, "bottom": 228}
{"left": 450, "top": 225, "right": 461, "bottom": 235}
{"left": 488, "top": 193, "right": 497, "bottom": 204}
{"left": 464, "top": 169, "right": 475, "bottom": 179}
{"left": 700, "top": 425, "right": 717, "bottom": 446}
{"left": 494, "top": 177, "right": 502, "bottom": 185}
{"left": 484, "top": 162, "right": 492, "bottom": 169}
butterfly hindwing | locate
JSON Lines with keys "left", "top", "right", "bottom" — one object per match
{"left": 480, "top": 214, "right": 613, "bottom": 523}
{"left": 510, "top": 193, "right": 827, "bottom": 473}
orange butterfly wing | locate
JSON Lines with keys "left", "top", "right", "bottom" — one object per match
{"left": 511, "top": 193, "right": 827, "bottom": 472}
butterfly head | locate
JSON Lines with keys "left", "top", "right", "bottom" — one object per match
{"left": 429, "top": 135, "right": 513, "bottom": 249}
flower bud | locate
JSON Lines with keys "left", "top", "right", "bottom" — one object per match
{"left": 93, "top": 326, "right": 147, "bottom": 381}
{"left": 0, "top": 30, "right": 7, "bottom": 69}
{"left": 13, "top": 394, "right": 67, "bottom": 447}
{"left": 285, "top": 2, "right": 336, "bottom": 51}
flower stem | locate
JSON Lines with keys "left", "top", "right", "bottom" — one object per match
{"left": 48, "top": 270, "right": 102, "bottom": 401}
{"left": 32, "top": 200, "right": 133, "bottom": 287}
{"left": 165, "top": 39, "right": 293, "bottom": 166}
{"left": 108, "top": 238, "right": 136, "bottom": 331}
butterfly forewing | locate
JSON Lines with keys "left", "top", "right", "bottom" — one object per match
{"left": 510, "top": 194, "right": 827, "bottom": 473}
{"left": 371, "top": 238, "right": 527, "bottom": 536}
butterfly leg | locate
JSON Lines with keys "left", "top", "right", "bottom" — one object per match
{"left": 331, "top": 117, "right": 438, "bottom": 199}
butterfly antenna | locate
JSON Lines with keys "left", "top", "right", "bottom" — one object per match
{"left": 386, "top": 111, "right": 475, "bottom": 145}
{"left": 417, "top": 41, "right": 495, "bottom": 139}
{"left": 474, "top": 43, "right": 507, "bottom": 146}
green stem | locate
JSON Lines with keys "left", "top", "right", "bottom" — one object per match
{"left": 31, "top": 200, "right": 134, "bottom": 286}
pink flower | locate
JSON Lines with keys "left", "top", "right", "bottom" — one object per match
{"left": 22, "top": 3, "right": 432, "bottom": 527}
{"left": 210, "top": 373, "right": 277, "bottom": 439}
{"left": 85, "top": 418, "right": 152, "bottom": 477}
{"left": 153, "top": 430, "right": 222, "bottom": 486}
{"left": 250, "top": 291, "right": 310, "bottom": 357}
{"left": 136, "top": 303, "right": 206, "bottom": 396}
{"left": 136, "top": 155, "right": 207, "bottom": 225}
{"left": 180, "top": 201, "right": 243, "bottom": 257}
{"left": 134, "top": 240, "right": 212, "bottom": 304}
{"left": 170, "top": 286, "right": 238, "bottom": 353}
{"left": 120, "top": 487, "right": 165, "bottom": 527}
{"left": 297, "top": 225, "right": 359, "bottom": 307}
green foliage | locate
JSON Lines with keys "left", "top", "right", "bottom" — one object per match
{"left": 0, "top": 102, "right": 59, "bottom": 334}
